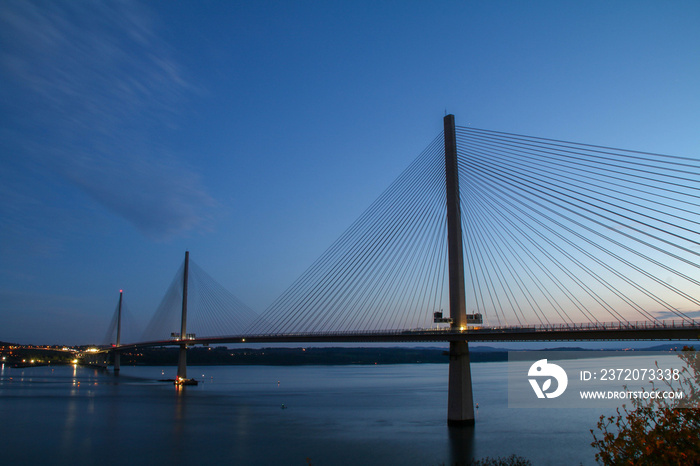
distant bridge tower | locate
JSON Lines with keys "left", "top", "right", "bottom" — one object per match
{"left": 444, "top": 114, "right": 475, "bottom": 425}
{"left": 177, "top": 251, "right": 190, "bottom": 382}
{"left": 113, "top": 289, "right": 123, "bottom": 372}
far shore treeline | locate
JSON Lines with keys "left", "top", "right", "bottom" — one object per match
{"left": 1, "top": 343, "right": 689, "bottom": 367}
{"left": 122, "top": 347, "right": 462, "bottom": 365}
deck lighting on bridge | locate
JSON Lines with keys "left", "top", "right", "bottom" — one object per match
{"left": 241, "top": 338, "right": 245, "bottom": 342}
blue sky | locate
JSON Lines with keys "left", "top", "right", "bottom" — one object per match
{"left": 1, "top": 0, "right": 699, "bottom": 344}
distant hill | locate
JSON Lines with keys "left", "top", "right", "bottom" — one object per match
{"left": 637, "top": 343, "right": 696, "bottom": 352}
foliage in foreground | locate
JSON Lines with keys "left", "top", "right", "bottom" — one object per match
{"left": 590, "top": 347, "right": 700, "bottom": 465}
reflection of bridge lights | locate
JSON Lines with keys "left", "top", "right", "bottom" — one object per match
{"left": 175, "top": 376, "right": 198, "bottom": 386}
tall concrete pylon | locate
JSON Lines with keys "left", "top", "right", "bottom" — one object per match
{"left": 177, "top": 251, "right": 190, "bottom": 381}
{"left": 444, "top": 114, "right": 475, "bottom": 425}
{"left": 114, "top": 289, "right": 123, "bottom": 373}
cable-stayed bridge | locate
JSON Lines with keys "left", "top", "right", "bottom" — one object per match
{"left": 101, "top": 115, "right": 700, "bottom": 424}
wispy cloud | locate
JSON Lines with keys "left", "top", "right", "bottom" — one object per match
{"left": 653, "top": 310, "right": 700, "bottom": 320}
{"left": 64, "top": 150, "right": 215, "bottom": 239}
{"left": 0, "top": 0, "right": 214, "bottom": 240}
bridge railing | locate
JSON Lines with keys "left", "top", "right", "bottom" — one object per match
{"left": 203, "top": 319, "right": 700, "bottom": 339}
{"left": 243, "top": 319, "right": 700, "bottom": 338}
{"left": 403, "top": 319, "right": 700, "bottom": 334}
{"left": 488, "top": 319, "right": 700, "bottom": 333}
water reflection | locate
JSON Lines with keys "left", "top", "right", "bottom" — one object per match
{"left": 170, "top": 384, "right": 188, "bottom": 462}
{"left": 61, "top": 390, "right": 79, "bottom": 453}
{"left": 448, "top": 424, "right": 475, "bottom": 465}
{"left": 174, "top": 384, "right": 187, "bottom": 421}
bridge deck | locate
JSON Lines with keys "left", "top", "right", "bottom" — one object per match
{"left": 109, "top": 321, "right": 700, "bottom": 351}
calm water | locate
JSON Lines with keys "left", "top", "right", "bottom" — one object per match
{"left": 0, "top": 360, "right": 610, "bottom": 465}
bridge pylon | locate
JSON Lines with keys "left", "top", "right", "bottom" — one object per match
{"left": 444, "top": 114, "right": 475, "bottom": 425}
{"left": 113, "top": 289, "right": 123, "bottom": 373}
{"left": 177, "top": 251, "right": 190, "bottom": 382}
